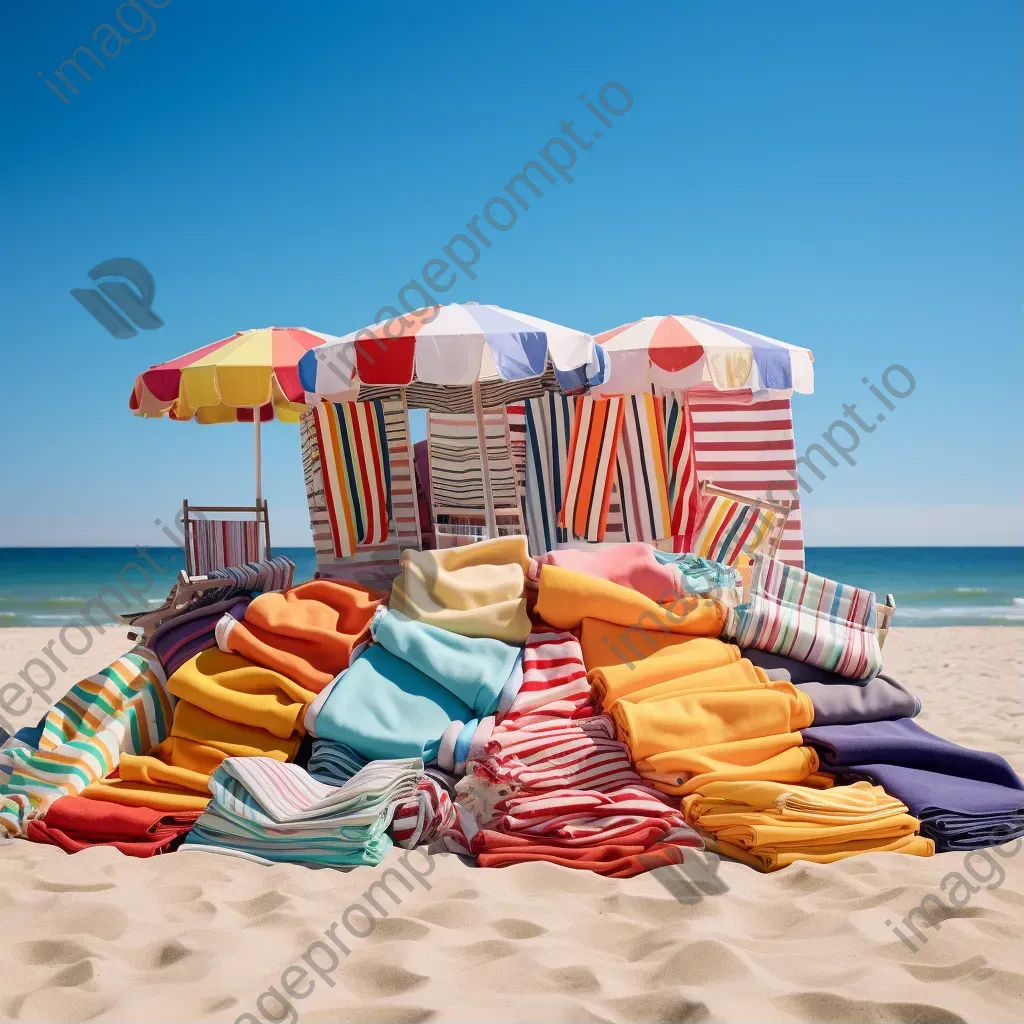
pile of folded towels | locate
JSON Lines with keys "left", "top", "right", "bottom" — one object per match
{"left": 5, "top": 535, "right": 1022, "bottom": 881}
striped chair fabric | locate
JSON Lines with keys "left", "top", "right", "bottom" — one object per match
{"left": 186, "top": 517, "right": 263, "bottom": 576}
{"left": 426, "top": 408, "right": 526, "bottom": 546}
{"left": 734, "top": 554, "right": 883, "bottom": 680}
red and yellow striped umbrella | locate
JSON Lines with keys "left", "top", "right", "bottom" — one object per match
{"left": 129, "top": 326, "right": 341, "bottom": 424}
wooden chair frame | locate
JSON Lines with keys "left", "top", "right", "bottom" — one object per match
{"left": 699, "top": 480, "right": 793, "bottom": 560}
{"left": 182, "top": 498, "right": 271, "bottom": 577}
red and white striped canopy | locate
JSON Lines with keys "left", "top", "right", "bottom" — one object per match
{"left": 590, "top": 315, "right": 814, "bottom": 397}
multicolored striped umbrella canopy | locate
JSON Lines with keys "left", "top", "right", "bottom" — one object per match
{"left": 129, "top": 327, "right": 342, "bottom": 423}
{"left": 590, "top": 315, "right": 814, "bottom": 398}
{"left": 297, "top": 302, "right": 609, "bottom": 412}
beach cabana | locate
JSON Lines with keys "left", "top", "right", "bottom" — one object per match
{"left": 582, "top": 314, "right": 814, "bottom": 566}
{"left": 296, "top": 302, "right": 607, "bottom": 584}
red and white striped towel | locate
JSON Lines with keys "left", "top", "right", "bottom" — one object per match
{"left": 456, "top": 626, "right": 703, "bottom": 871}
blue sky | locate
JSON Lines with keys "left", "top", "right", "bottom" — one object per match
{"left": 1, "top": 0, "right": 1020, "bottom": 547}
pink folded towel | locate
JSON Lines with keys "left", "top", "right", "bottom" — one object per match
{"left": 529, "top": 543, "right": 686, "bottom": 604}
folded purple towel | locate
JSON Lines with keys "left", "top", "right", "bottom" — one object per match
{"left": 802, "top": 719, "right": 1024, "bottom": 851}
{"left": 150, "top": 597, "right": 251, "bottom": 677}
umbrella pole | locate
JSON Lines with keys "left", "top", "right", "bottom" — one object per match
{"left": 472, "top": 381, "right": 498, "bottom": 540}
{"left": 253, "top": 407, "right": 262, "bottom": 504}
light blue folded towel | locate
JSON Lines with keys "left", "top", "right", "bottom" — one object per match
{"left": 370, "top": 606, "right": 521, "bottom": 717}
{"left": 308, "top": 645, "right": 473, "bottom": 763}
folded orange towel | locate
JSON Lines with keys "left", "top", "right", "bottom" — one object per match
{"left": 579, "top": 617, "right": 700, "bottom": 671}
{"left": 80, "top": 779, "right": 210, "bottom": 812}
{"left": 218, "top": 579, "right": 386, "bottom": 692}
{"left": 589, "top": 640, "right": 743, "bottom": 705}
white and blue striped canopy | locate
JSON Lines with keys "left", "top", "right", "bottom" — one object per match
{"left": 298, "top": 301, "right": 609, "bottom": 411}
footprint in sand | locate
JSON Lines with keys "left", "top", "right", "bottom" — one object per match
{"left": 491, "top": 917, "right": 547, "bottom": 939}
{"left": 774, "top": 991, "right": 967, "bottom": 1024}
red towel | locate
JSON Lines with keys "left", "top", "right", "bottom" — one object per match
{"left": 26, "top": 796, "right": 201, "bottom": 858}
{"left": 471, "top": 830, "right": 689, "bottom": 877}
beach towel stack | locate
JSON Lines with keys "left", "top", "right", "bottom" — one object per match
{"left": 586, "top": 632, "right": 818, "bottom": 797}
{"left": 802, "top": 719, "right": 1024, "bottom": 851}
{"left": 1, "top": 649, "right": 173, "bottom": 838}
{"left": 682, "top": 779, "right": 934, "bottom": 871}
{"left": 150, "top": 598, "right": 252, "bottom": 678}
{"left": 458, "top": 627, "right": 706, "bottom": 877}
{"left": 306, "top": 606, "right": 522, "bottom": 767}
{"left": 529, "top": 544, "right": 740, "bottom": 608}
{"left": 82, "top": 649, "right": 314, "bottom": 812}
{"left": 183, "top": 756, "right": 421, "bottom": 866}
{"left": 307, "top": 738, "right": 460, "bottom": 850}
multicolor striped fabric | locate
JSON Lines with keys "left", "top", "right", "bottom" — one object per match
{"left": 735, "top": 555, "right": 883, "bottom": 681}
{"left": 523, "top": 392, "right": 574, "bottom": 553}
{"left": 689, "top": 492, "right": 780, "bottom": 566}
{"left": 615, "top": 393, "right": 672, "bottom": 543}
{"left": 302, "top": 396, "right": 420, "bottom": 587}
{"left": 307, "top": 738, "right": 460, "bottom": 851}
{"left": 188, "top": 519, "right": 261, "bottom": 576}
{"left": 560, "top": 397, "right": 625, "bottom": 542}
{"left": 428, "top": 411, "right": 520, "bottom": 513}
{"left": 311, "top": 400, "right": 391, "bottom": 556}
{"left": 689, "top": 394, "right": 805, "bottom": 566}
{"left": 183, "top": 756, "right": 422, "bottom": 867}
{"left": 663, "top": 392, "right": 702, "bottom": 550}
{"left": 390, "top": 775, "right": 460, "bottom": 849}
{"left": 204, "top": 557, "right": 294, "bottom": 597}
{"left": 0, "top": 649, "right": 173, "bottom": 837}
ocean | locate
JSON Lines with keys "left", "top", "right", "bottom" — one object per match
{"left": 0, "top": 547, "right": 1021, "bottom": 629}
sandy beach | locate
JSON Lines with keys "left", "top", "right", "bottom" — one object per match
{"left": 1, "top": 625, "right": 1022, "bottom": 1024}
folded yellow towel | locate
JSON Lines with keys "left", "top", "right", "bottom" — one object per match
{"left": 611, "top": 680, "right": 814, "bottom": 760}
{"left": 591, "top": 650, "right": 751, "bottom": 706}
{"left": 118, "top": 752, "right": 212, "bottom": 795}
{"left": 167, "top": 649, "right": 315, "bottom": 740}
{"left": 535, "top": 565, "right": 726, "bottom": 638}
{"left": 711, "top": 834, "right": 935, "bottom": 872}
{"left": 683, "top": 779, "right": 934, "bottom": 871}
{"left": 391, "top": 536, "right": 532, "bottom": 642}
{"left": 171, "top": 701, "right": 302, "bottom": 762}
{"left": 637, "top": 733, "right": 818, "bottom": 796}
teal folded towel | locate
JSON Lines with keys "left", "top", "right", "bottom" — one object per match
{"left": 370, "top": 606, "right": 521, "bottom": 716}
{"left": 307, "top": 645, "right": 473, "bottom": 763}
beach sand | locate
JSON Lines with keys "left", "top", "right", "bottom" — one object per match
{"left": 1, "top": 626, "right": 1022, "bottom": 1024}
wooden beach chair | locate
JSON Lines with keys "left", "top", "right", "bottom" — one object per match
{"left": 182, "top": 499, "right": 271, "bottom": 576}
{"left": 426, "top": 409, "right": 526, "bottom": 548}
